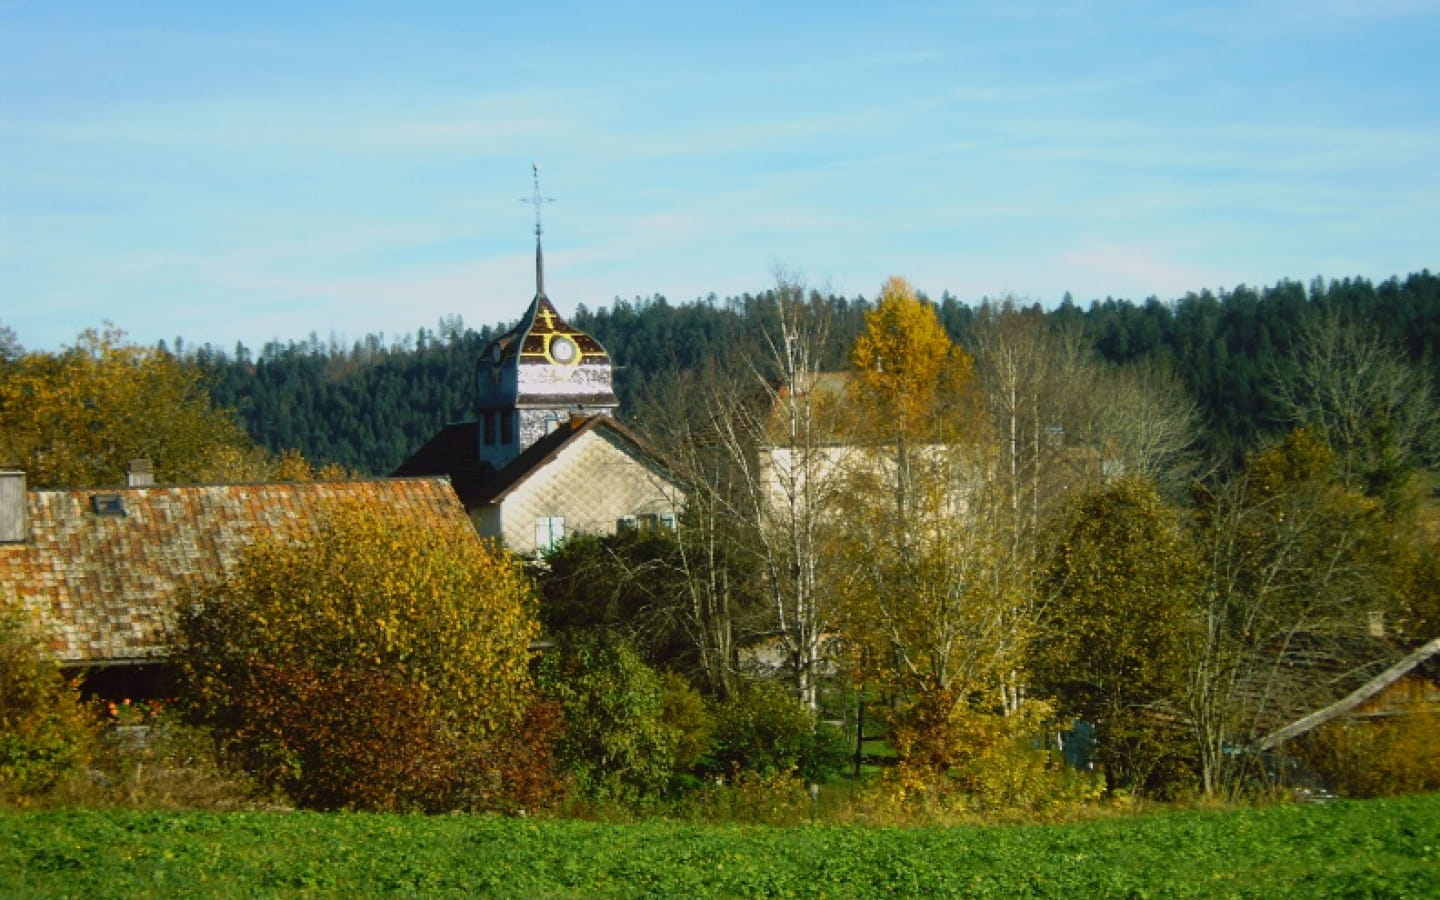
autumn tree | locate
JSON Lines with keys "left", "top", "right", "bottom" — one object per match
{"left": 0, "top": 326, "right": 254, "bottom": 487}
{"left": 0, "top": 321, "right": 20, "bottom": 361}
{"left": 173, "top": 499, "right": 548, "bottom": 812}
{"left": 832, "top": 278, "right": 1045, "bottom": 790}
{"left": 1034, "top": 474, "right": 1197, "bottom": 796}
{"left": 1187, "top": 429, "right": 1397, "bottom": 797}
{"left": 0, "top": 607, "right": 97, "bottom": 803}
{"left": 839, "top": 277, "right": 1014, "bottom": 694}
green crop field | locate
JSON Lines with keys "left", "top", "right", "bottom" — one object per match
{"left": 3, "top": 794, "right": 1438, "bottom": 899}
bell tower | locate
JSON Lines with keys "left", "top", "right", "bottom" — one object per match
{"left": 475, "top": 166, "right": 619, "bottom": 469}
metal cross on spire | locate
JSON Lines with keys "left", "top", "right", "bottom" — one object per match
{"left": 521, "top": 163, "right": 556, "bottom": 297}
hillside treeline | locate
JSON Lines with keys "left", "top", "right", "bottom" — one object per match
{"left": 187, "top": 271, "right": 1440, "bottom": 475}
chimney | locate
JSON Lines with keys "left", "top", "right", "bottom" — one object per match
{"left": 0, "top": 470, "right": 26, "bottom": 543}
{"left": 126, "top": 459, "right": 154, "bottom": 488}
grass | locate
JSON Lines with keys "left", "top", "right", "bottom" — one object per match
{"left": 3, "top": 793, "right": 1439, "bottom": 898}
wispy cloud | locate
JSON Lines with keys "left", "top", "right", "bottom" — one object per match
{"left": 1056, "top": 244, "right": 1214, "bottom": 297}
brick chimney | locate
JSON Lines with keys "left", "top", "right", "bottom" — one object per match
{"left": 0, "top": 470, "right": 26, "bottom": 543}
{"left": 126, "top": 459, "right": 154, "bottom": 487}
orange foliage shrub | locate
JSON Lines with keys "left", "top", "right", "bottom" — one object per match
{"left": 174, "top": 499, "right": 550, "bottom": 812}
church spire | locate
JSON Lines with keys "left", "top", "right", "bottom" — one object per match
{"left": 523, "top": 163, "right": 555, "bottom": 298}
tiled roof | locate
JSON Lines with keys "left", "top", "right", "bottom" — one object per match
{"left": 1236, "top": 631, "right": 1404, "bottom": 742}
{"left": 0, "top": 477, "right": 465, "bottom": 665}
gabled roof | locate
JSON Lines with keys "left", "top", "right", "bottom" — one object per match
{"left": 478, "top": 414, "right": 678, "bottom": 505}
{"left": 1257, "top": 637, "right": 1440, "bottom": 750}
{"left": 0, "top": 477, "right": 465, "bottom": 666}
{"left": 391, "top": 422, "right": 494, "bottom": 508}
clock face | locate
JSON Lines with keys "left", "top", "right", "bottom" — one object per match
{"left": 549, "top": 335, "right": 578, "bottom": 364}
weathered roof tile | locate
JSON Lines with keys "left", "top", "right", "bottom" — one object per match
{"left": 0, "top": 477, "right": 464, "bottom": 665}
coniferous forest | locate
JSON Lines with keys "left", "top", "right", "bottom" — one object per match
{"left": 192, "top": 271, "right": 1440, "bottom": 475}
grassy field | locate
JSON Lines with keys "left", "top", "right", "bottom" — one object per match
{"left": 3, "top": 794, "right": 1438, "bottom": 899}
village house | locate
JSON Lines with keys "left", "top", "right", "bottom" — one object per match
{"left": 0, "top": 463, "right": 468, "bottom": 697}
{"left": 1, "top": 176, "right": 682, "bottom": 691}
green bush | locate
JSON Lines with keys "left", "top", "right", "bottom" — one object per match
{"left": 707, "top": 680, "right": 848, "bottom": 783}
{"left": 660, "top": 672, "right": 714, "bottom": 772}
{"left": 0, "top": 608, "right": 97, "bottom": 804}
{"left": 536, "top": 636, "right": 680, "bottom": 804}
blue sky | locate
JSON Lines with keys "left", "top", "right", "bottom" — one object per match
{"left": 4, "top": 1, "right": 1438, "bottom": 353}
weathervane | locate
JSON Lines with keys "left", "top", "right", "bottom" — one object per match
{"left": 521, "top": 163, "right": 556, "bottom": 297}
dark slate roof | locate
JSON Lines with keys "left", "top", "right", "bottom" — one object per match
{"left": 390, "top": 422, "right": 495, "bottom": 508}
{"left": 0, "top": 477, "right": 466, "bottom": 665}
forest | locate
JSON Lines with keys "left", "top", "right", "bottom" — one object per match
{"left": 177, "top": 271, "right": 1440, "bottom": 476}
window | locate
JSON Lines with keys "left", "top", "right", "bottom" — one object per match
{"left": 483, "top": 411, "right": 496, "bottom": 446}
{"left": 501, "top": 411, "right": 514, "bottom": 445}
{"left": 618, "top": 513, "right": 678, "bottom": 535}
{"left": 91, "top": 494, "right": 126, "bottom": 516}
{"left": 534, "top": 516, "right": 565, "bottom": 553}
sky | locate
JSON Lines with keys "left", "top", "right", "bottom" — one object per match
{"left": 3, "top": 1, "right": 1438, "bottom": 353}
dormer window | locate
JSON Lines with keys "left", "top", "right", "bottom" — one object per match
{"left": 91, "top": 494, "right": 126, "bottom": 516}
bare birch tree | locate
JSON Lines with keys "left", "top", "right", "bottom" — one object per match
{"left": 1090, "top": 360, "right": 1207, "bottom": 500}
{"left": 1272, "top": 313, "right": 1440, "bottom": 504}
{"left": 641, "top": 279, "right": 850, "bottom": 710}
{"left": 1187, "top": 430, "right": 1395, "bottom": 796}
{"left": 967, "top": 300, "right": 1097, "bottom": 562}
{"left": 634, "top": 362, "right": 761, "bottom": 700}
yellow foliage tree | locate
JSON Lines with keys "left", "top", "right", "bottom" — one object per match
{"left": 0, "top": 607, "right": 98, "bottom": 804}
{"left": 173, "top": 499, "right": 545, "bottom": 811}
{"left": 850, "top": 276, "right": 977, "bottom": 447}
{"left": 838, "top": 278, "right": 1032, "bottom": 782}
{"left": 1291, "top": 708, "right": 1440, "bottom": 798}
{"left": 0, "top": 326, "right": 252, "bottom": 487}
